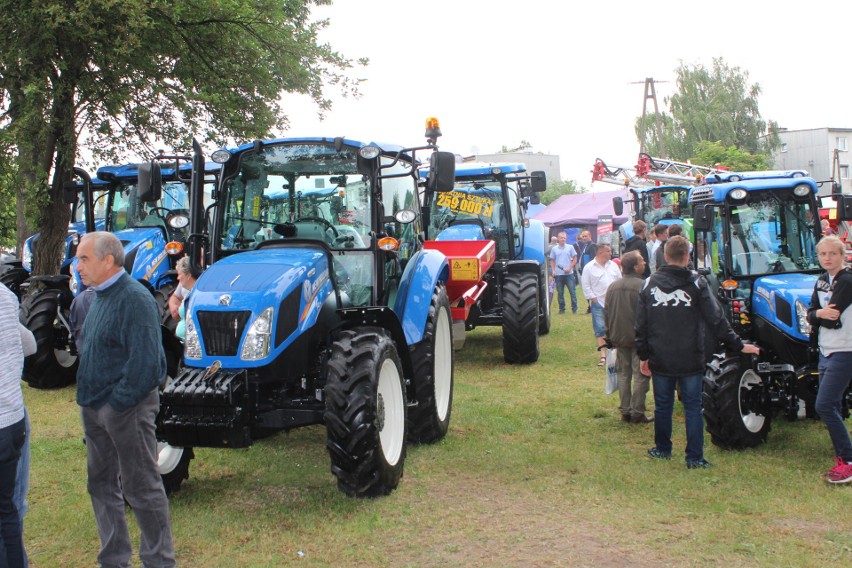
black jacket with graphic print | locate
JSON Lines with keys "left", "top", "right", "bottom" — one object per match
{"left": 806, "top": 266, "right": 852, "bottom": 331}
{"left": 635, "top": 264, "right": 744, "bottom": 377}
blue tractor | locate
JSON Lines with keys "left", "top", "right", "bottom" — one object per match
{"left": 19, "top": 160, "right": 213, "bottom": 389}
{"left": 689, "top": 174, "right": 852, "bottom": 448}
{"left": 154, "top": 124, "right": 458, "bottom": 497}
{"left": 613, "top": 184, "right": 693, "bottom": 245}
{"left": 421, "top": 162, "right": 549, "bottom": 363}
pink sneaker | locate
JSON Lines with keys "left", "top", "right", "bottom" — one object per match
{"left": 823, "top": 456, "right": 846, "bottom": 479}
{"left": 826, "top": 459, "right": 852, "bottom": 484}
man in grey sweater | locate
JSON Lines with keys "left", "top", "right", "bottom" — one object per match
{"left": 75, "top": 232, "right": 174, "bottom": 567}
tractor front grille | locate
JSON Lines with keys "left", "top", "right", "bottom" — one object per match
{"left": 196, "top": 310, "right": 252, "bottom": 356}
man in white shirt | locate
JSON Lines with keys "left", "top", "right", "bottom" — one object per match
{"left": 581, "top": 242, "right": 622, "bottom": 365}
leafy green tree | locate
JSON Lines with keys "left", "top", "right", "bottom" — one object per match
{"left": 0, "top": 0, "right": 362, "bottom": 275}
{"left": 691, "top": 140, "right": 771, "bottom": 172}
{"left": 499, "top": 140, "right": 532, "bottom": 153}
{"left": 540, "top": 179, "right": 584, "bottom": 206}
{"left": 636, "top": 58, "right": 780, "bottom": 164}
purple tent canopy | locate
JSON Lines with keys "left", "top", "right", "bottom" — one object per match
{"left": 532, "top": 188, "right": 630, "bottom": 227}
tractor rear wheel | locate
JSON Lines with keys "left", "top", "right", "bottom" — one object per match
{"left": 21, "top": 290, "right": 77, "bottom": 389}
{"left": 0, "top": 267, "right": 29, "bottom": 301}
{"left": 409, "top": 283, "right": 453, "bottom": 444}
{"left": 325, "top": 328, "right": 406, "bottom": 498}
{"left": 502, "top": 272, "right": 540, "bottom": 364}
{"left": 703, "top": 355, "right": 771, "bottom": 449}
{"left": 538, "top": 264, "right": 551, "bottom": 336}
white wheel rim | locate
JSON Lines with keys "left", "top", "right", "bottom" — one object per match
{"left": 434, "top": 307, "right": 452, "bottom": 421}
{"left": 377, "top": 358, "right": 405, "bottom": 466}
{"left": 739, "top": 369, "right": 766, "bottom": 433}
{"left": 54, "top": 315, "right": 77, "bottom": 368}
{"left": 158, "top": 441, "right": 184, "bottom": 475}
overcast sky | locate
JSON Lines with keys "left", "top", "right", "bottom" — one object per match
{"left": 279, "top": 0, "right": 852, "bottom": 189}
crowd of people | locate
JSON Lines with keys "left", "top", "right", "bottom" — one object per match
{"left": 549, "top": 221, "right": 850, "bottom": 479}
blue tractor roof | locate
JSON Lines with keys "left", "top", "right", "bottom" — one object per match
{"left": 689, "top": 177, "right": 819, "bottom": 203}
{"left": 454, "top": 162, "right": 527, "bottom": 178}
{"left": 96, "top": 160, "right": 219, "bottom": 182}
{"left": 217, "top": 137, "right": 411, "bottom": 162}
{"left": 703, "top": 170, "right": 809, "bottom": 184}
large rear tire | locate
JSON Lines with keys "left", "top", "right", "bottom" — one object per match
{"left": 21, "top": 290, "right": 78, "bottom": 389}
{"left": 325, "top": 328, "right": 407, "bottom": 498}
{"left": 0, "top": 267, "right": 29, "bottom": 301}
{"left": 703, "top": 355, "right": 771, "bottom": 449}
{"left": 502, "top": 272, "right": 540, "bottom": 364}
{"left": 408, "top": 283, "right": 454, "bottom": 444}
{"left": 538, "top": 264, "right": 551, "bottom": 336}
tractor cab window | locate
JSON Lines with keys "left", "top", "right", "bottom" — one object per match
{"left": 108, "top": 181, "right": 189, "bottom": 237}
{"left": 722, "top": 194, "right": 820, "bottom": 276}
{"left": 642, "top": 189, "right": 688, "bottom": 226}
{"left": 219, "top": 144, "right": 372, "bottom": 252}
{"left": 505, "top": 181, "right": 523, "bottom": 256}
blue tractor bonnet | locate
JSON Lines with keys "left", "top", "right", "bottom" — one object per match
{"left": 750, "top": 272, "right": 817, "bottom": 342}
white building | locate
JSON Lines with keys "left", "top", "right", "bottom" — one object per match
{"left": 772, "top": 127, "right": 852, "bottom": 197}
{"left": 466, "top": 152, "right": 561, "bottom": 185}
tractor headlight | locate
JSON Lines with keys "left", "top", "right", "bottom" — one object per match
{"left": 69, "top": 275, "right": 78, "bottom": 296}
{"left": 185, "top": 314, "right": 202, "bottom": 360}
{"left": 795, "top": 300, "right": 811, "bottom": 336}
{"left": 241, "top": 307, "right": 273, "bottom": 360}
{"left": 793, "top": 184, "right": 811, "bottom": 197}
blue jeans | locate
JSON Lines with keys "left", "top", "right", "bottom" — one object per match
{"left": 590, "top": 301, "right": 606, "bottom": 337}
{"left": 816, "top": 352, "right": 852, "bottom": 462}
{"left": 0, "top": 416, "right": 26, "bottom": 567}
{"left": 13, "top": 409, "right": 28, "bottom": 568}
{"left": 554, "top": 274, "right": 577, "bottom": 313}
{"left": 652, "top": 373, "right": 705, "bottom": 462}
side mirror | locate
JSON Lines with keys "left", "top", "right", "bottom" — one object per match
{"left": 530, "top": 171, "right": 546, "bottom": 192}
{"left": 693, "top": 204, "right": 716, "bottom": 231}
{"left": 137, "top": 161, "right": 162, "bottom": 203}
{"left": 835, "top": 194, "right": 852, "bottom": 222}
{"left": 63, "top": 181, "right": 79, "bottom": 204}
{"left": 428, "top": 151, "right": 456, "bottom": 193}
{"left": 612, "top": 196, "right": 624, "bottom": 216}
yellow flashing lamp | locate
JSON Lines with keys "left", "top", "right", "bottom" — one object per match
{"left": 425, "top": 117, "right": 442, "bottom": 140}
{"left": 165, "top": 241, "right": 184, "bottom": 256}
{"left": 377, "top": 236, "right": 399, "bottom": 251}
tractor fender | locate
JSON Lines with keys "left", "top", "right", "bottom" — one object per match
{"left": 337, "top": 306, "right": 414, "bottom": 379}
{"left": 521, "top": 219, "right": 548, "bottom": 265}
{"left": 505, "top": 259, "right": 542, "bottom": 275}
{"left": 394, "top": 249, "right": 449, "bottom": 346}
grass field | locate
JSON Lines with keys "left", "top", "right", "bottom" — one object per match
{"left": 21, "top": 309, "right": 852, "bottom": 566}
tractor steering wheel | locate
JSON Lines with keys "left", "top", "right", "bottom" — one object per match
{"left": 297, "top": 216, "right": 339, "bottom": 237}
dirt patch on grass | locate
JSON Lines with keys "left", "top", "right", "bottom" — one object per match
{"left": 392, "top": 474, "right": 678, "bottom": 567}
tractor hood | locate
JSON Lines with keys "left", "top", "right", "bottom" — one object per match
{"left": 435, "top": 224, "right": 486, "bottom": 241}
{"left": 185, "top": 248, "right": 334, "bottom": 368}
{"left": 751, "top": 273, "right": 817, "bottom": 342}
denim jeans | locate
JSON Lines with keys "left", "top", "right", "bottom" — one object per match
{"left": 12, "top": 409, "right": 28, "bottom": 568}
{"left": 652, "top": 373, "right": 705, "bottom": 462}
{"left": 816, "top": 351, "right": 852, "bottom": 462}
{"left": 554, "top": 274, "right": 577, "bottom": 313}
{"left": 0, "top": 416, "right": 26, "bottom": 567}
{"left": 590, "top": 301, "right": 606, "bottom": 337}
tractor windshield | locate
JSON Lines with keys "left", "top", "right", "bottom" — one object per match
{"left": 640, "top": 188, "right": 689, "bottom": 226}
{"left": 428, "top": 179, "right": 520, "bottom": 257}
{"left": 107, "top": 181, "right": 188, "bottom": 233}
{"left": 721, "top": 194, "right": 820, "bottom": 276}
{"left": 219, "top": 144, "right": 375, "bottom": 251}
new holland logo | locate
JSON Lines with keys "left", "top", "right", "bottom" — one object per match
{"left": 219, "top": 294, "right": 232, "bottom": 306}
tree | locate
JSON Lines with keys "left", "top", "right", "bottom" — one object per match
{"left": 540, "top": 179, "right": 583, "bottom": 206}
{"left": 0, "top": 0, "right": 362, "bottom": 275}
{"left": 636, "top": 58, "right": 780, "bottom": 164}
{"left": 499, "top": 140, "right": 532, "bottom": 153}
{"left": 691, "top": 141, "right": 771, "bottom": 172}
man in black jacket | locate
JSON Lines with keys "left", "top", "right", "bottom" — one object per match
{"left": 623, "top": 220, "right": 651, "bottom": 278}
{"left": 635, "top": 236, "right": 759, "bottom": 468}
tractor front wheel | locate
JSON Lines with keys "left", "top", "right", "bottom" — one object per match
{"left": 325, "top": 328, "right": 406, "bottom": 498}
{"left": 703, "top": 355, "right": 771, "bottom": 449}
{"left": 21, "top": 290, "right": 77, "bottom": 389}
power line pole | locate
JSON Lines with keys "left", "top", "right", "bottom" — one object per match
{"left": 632, "top": 78, "right": 667, "bottom": 157}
